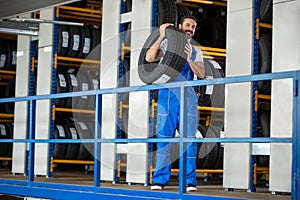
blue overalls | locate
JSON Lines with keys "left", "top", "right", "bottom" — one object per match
{"left": 152, "top": 46, "right": 198, "bottom": 186}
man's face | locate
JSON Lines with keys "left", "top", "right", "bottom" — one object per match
{"left": 179, "top": 18, "right": 197, "bottom": 39}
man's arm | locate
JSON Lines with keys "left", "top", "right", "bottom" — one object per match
{"left": 184, "top": 43, "right": 205, "bottom": 78}
{"left": 145, "top": 23, "right": 171, "bottom": 62}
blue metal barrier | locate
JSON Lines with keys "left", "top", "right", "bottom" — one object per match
{"left": 0, "top": 70, "right": 299, "bottom": 200}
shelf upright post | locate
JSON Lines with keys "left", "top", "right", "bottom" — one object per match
{"left": 47, "top": 8, "right": 59, "bottom": 179}
{"left": 26, "top": 33, "right": 38, "bottom": 176}
{"left": 113, "top": 0, "right": 127, "bottom": 184}
{"left": 250, "top": 0, "right": 260, "bottom": 193}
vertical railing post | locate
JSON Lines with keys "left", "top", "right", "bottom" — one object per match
{"left": 292, "top": 71, "right": 300, "bottom": 199}
{"left": 28, "top": 99, "right": 36, "bottom": 185}
{"left": 179, "top": 86, "right": 188, "bottom": 195}
{"left": 94, "top": 93, "right": 102, "bottom": 191}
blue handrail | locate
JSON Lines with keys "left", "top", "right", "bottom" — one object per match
{"left": 0, "top": 70, "right": 299, "bottom": 200}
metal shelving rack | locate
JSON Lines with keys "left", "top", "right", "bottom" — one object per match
{"left": 45, "top": 1, "right": 102, "bottom": 174}
{"left": 0, "top": 34, "right": 17, "bottom": 166}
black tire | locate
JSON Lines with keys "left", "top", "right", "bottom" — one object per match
{"left": 56, "top": 72, "right": 68, "bottom": 108}
{"left": 79, "top": 26, "right": 92, "bottom": 58}
{"left": 58, "top": 25, "right": 70, "bottom": 56}
{"left": 126, "top": 0, "right": 132, "bottom": 12}
{"left": 88, "top": 26, "right": 101, "bottom": 60}
{"left": 122, "top": 57, "right": 130, "bottom": 104}
{"left": 258, "top": 32, "right": 272, "bottom": 94}
{"left": 124, "top": 23, "right": 131, "bottom": 46}
{"left": 194, "top": 17, "right": 224, "bottom": 48}
{"left": 196, "top": 60, "right": 225, "bottom": 108}
{"left": 208, "top": 60, "right": 225, "bottom": 108}
{"left": 0, "top": 39, "right": 8, "bottom": 69}
{"left": 121, "top": 107, "right": 128, "bottom": 139}
{"left": 138, "top": 26, "right": 187, "bottom": 84}
{"left": 86, "top": 70, "right": 99, "bottom": 110}
{"left": 212, "top": 126, "right": 223, "bottom": 169}
{"left": 260, "top": 0, "right": 272, "bottom": 24}
{"left": 196, "top": 125, "right": 207, "bottom": 168}
{"left": 218, "top": 17, "right": 227, "bottom": 48}
{"left": 4, "top": 78, "right": 15, "bottom": 114}
{"left": 85, "top": 121, "right": 95, "bottom": 159}
{"left": 195, "top": 61, "right": 212, "bottom": 107}
{"left": 63, "top": 69, "right": 78, "bottom": 108}
{"left": 64, "top": 122, "right": 80, "bottom": 160}
{"left": 0, "top": 123, "right": 10, "bottom": 157}
{"left": 5, "top": 39, "right": 17, "bottom": 70}
{"left": 72, "top": 69, "right": 90, "bottom": 109}
{"left": 75, "top": 121, "right": 92, "bottom": 160}
{"left": 5, "top": 122, "right": 13, "bottom": 157}
{"left": 67, "top": 26, "right": 82, "bottom": 58}
{"left": 199, "top": 125, "right": 219, "bottom": 169}
{"left": 157, "top": 0, "right": 178, "bottom": 26}
{"left": 176, "top": 4, "right": 190, "bottom": 26}
{"left": 53, "top": 124, "right": 68, "bottom": 159}
{"left": 257, "top": 155, "right": 269, "bottom": 167}
{"left": 259, "top": 110, "right": 270, "bottom": 137}
{"left": 0, "top": 85, "right": 6, "bottom": 112}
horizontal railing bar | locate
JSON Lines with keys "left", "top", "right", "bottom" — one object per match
{"left": 0, "top": 137, "right": 292, "bottom": 144}
{"left": 0, "top": 71, "right": 297, "bottom": 104}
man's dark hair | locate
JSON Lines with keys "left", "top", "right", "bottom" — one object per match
{"left": 179, "top": 15, "right": 197, "bottom": 25}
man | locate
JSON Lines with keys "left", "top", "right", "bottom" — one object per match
{"left": 145, "top": 16, "right": 205, "bottom": 192}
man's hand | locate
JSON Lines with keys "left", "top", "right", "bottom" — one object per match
{"left": 184, "top": 42, "right": 192, "bottom": 62}
{"left": 159, "top": 23, "right": 173, "bottom": 38}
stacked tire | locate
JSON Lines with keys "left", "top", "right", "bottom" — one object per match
{"left": 58, "top": 25, "right": 101, "bottom": 59}
{"left": 54, "top": 116, "right": 94, "bottom": 160}
{"left": 170, "top": 125, "right": 224, "bottom": 170}
{"left": 0, "top": 39, "right": 17, "bottom": 71}
{"left": 0, "top": 122, "right": 13, "bottom": 157}
{"left": 0, "top": 77, "right": 16, "bottom": 114}
{"left": 195, "top": 59, "right": 225, "bottom": 108}
{"left": 197, "top": 125, "right": 223, "bottom": 169}
{"left": 55, "top": 69, "right": 99, "bottom": 110}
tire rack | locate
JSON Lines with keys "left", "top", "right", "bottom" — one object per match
{"left": 54, "top": 0, "right": 101, "bottom": 170}
{"left": 34, "top": 1, "right": 102, "bottom": 175}
{"left": 56, "top": 1, "right": 102, "bottom": 26}
{"left": 0, "top": 75, "right": 14, "bottom": 162}
{"left": 0, "top": 33, "right": 17, "bottom": 166}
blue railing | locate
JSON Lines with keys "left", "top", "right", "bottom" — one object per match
{"left": 0, "top": 70, "right": 299, "bottom": 200}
